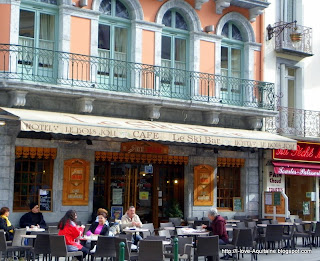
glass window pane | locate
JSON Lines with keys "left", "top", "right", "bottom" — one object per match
{"left": 98, "top": 24, "right": 110, "bottom": 50}
{"left": 39, "top": 14, "right": 55, "bottom": 41}
{"left": 114, "top": 27, "right": 128, "bottom": 60}
{"left": 99, "top": 0, "right": 111, "bottom": 14}
{"left": 221, "top": 47, "right": 228, "bottom": 69}
{"left": 161, "top": 36, "right": 171, "bottom": 60}
{"left": 232, "top": 24, "right": 242, "bottom": 41}
{"left": 163, "top": 10, "right": 172, "bottom": 27}
{"left": 175, "top": 38, "right": 186, "bottom": 62}
{"left": 288, "top": 79, "right": 295, "bottom": 108}
{"left": 222, "top": 23, "right": 228, "bottom": 38}
{"left": 116, "top": 0, "right": 129, "bottom": 19}
{"left": 231, "top": 49, "right": 241, "bottom": 71}
{"left": 288, "top": 68, "right": 295, "bottom": 77}
{"left": 19, "top": 10, "right": 35, "bottom": 38}
{"left": 175, "top": 12, "right": 188, "bottom": 30}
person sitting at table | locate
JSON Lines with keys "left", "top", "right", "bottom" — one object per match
{"left": 58, "top": 210, "right": 89, "bottom": 259}
{"left": 0, "top": 207, "right": 14, "bottom": 240}
{"left": 86, "top": 211, "right": 110, "bottom": 237}
{"left": 19, "top": 202, "right": 47, "bottom": 229}
{"left": 121, "top": 206, "right": 142, "bottom": 245}
{"left": 202, "top": 207, "right": 230, "bottom": 260}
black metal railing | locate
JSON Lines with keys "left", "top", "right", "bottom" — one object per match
{"left": 274, "top": 21, "right": 312, "bottom": 55}
{"left": 266, "top": 106, "right": 320, "bottom": 137}
{"left": 0, "top": 44, "right": 275, "bottom": 110}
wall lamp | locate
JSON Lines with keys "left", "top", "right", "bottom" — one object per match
{"left": 267, "top": 20, "right": 302, "bottom": 43}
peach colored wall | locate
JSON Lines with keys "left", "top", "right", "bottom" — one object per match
{"left": 0, "top": 5, "right": 11, "bottom": 44}
{"left": 70, "top": 17, "right": 91, "bottom": 81}
{"left": 200, "top": 41, "right": 215, "bottom": 74}
{"left": 70, "top": 16, "right": 91, "bottom": 55}
{"left": 142, "top": 30, "right": 155, "bottom": 65}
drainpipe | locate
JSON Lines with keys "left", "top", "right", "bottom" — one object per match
{"left": 258, "top": 148, "right": 264, "bottom": 218}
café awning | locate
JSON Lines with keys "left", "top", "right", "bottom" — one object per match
{"left": 0, "top": 107, "right": 297, "bottom": 150}
{"left": 273, "top": 162, "right": 320, "bottom": 177}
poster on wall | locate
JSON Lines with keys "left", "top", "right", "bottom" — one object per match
{"left": 139, "top": 191, "right": 149, "bottom": 200}
{"left": 111, "top": 206, "right": 123, "bottom": 220}
{"left": 112, "top": 188, "right": 123, "bottom": 205}
{"left": 265, "top": 192, "right": 273, "bottom": 205}
{"left": 303, "top": 201, "right": 310, "bottom": 215}
{"left": 193, "top": 165, "right": 214, "bottom": 206}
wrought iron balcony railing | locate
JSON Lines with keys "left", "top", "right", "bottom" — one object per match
{"left": 0, "top": 44, "right": 275, "bottom": 110}
{"left": 266, "top": 106, "right": 320, "bottom": 138}
{"left": 274, "top": 21, "right": 313, "bottom": 57}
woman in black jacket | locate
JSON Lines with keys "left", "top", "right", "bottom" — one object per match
{"left": 0, "top": 207, "right": 14, "bottom": 240}
{"left": 86, "top": 211, "right": 109, "bottom": 236}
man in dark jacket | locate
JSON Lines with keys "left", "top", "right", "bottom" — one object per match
{"left": 203, "top": 207, "right": 230, "bottom": 260}
{"left": 19, "top": 202, "right": 47, "bottom": 229}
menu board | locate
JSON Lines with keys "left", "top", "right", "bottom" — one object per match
{"left": 233, "top": 197, "right": 243, "bottom": 212}
{"left": 39, "top": 189, "right": 52, "bottom": 212}
{"left": 273, "top": 192, "right": 281, "bottom": 206}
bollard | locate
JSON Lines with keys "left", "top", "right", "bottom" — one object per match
{"left": 119, "top": 241, "right": 125, "bottom": 261}
{"left": 174, "top": 237, "right": 179, "bottom": 261}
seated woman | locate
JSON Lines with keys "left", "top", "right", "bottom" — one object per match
{"left": 58, "top": 210, "right": 89, "bottom": 259}
{"left": 86, "top": 211, "right": 109, "bottom": 236}
{"left": 0, "top": 207, "right": 14, "bottom": 240}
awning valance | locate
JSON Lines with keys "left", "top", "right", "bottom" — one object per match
{"left": 0, "top": 107, "right": 297, "bottom": 150}
{"left": 273, "top": 162, "right": 320, "bottom": 177}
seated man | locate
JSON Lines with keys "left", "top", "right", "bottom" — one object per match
{"left": 20, "top": 202, "right": 47, "bottom": 229}
{"left": 121, "top": 206, "right": 142, "bottom": 245}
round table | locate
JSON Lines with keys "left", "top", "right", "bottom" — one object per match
{"left": 26, "top": 228, "right": 45, "bottom": 232}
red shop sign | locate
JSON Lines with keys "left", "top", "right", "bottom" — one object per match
{"left": 273, "top": 141, "right": 320, "bottom": 163}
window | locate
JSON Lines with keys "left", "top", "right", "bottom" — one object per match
{"left": 217, "top": 167, "right": 241, "bottom": 209}
{"left": 18, "top": 5, "right": 57, "bottom": 80}
{"left": 282, "top": 0, "right": 296, "bottom": 22}
{"left": 161, "top": 9, "right": 189, "bottom": 99}
{"left": 220, "top": 22, "right": 243, "bottom": 104}
{"left": 286, "top": 67, "right": 296, "bottom": 127}
{"left": 97, "top": 0, "right": 130, "bottom": 90}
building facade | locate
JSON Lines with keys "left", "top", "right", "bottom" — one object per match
{"left": 264, "top": 0, "right": 320, "bottom": 221}
{"left": 0, "top": 0, "right": 295, "bottom": 226}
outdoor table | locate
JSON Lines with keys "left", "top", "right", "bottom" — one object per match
{"left": 163, "top": 227, "right": 175, "bottom": 231}
{"left": 226, "top": 227, "right": 233, "bottom": 232}
{"left": 123, "top": 227, "right": 149, "bottom": 242}
{"left": 21, "top": 234, "right": 37, "bottom": 246}
{"left": 302, "top": 221, "right": 317, "bottom": 224}
{"left": 226, "top": 219, "right": 240, "bottom": 223}
{"left": 80, "top": 235, "right": 99, "bottom": 241}
{"left": 26, "top": 228, "right": 45, "bottom": 232}
{"left": 180, "top": 228, "right": 210, "bottom": 247}
{"left": 257, "top": 224, "right": 267, "bottom": 227}
{"left": 278, "top": 222, "right": 294, "bottom": 226}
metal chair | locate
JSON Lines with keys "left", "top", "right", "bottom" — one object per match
{"left": 84, "top": 224, "right": 91, "bottom": 235}
{"left": 312, "top": 222, "right": 320, "bottom": 247}
{"left": 293, "top": 223, "right": 312, "bottom": 249}
{"left": 114, "top": 237, "right": 138, "bottom": 260}
{"left": 49, "top": 235, "right": 83, "bottom": 261}
{"left": 48, "top": 226, "right": 59, "bottom": 234}
{"left": 263, "top": 225, "right": 284, "bottom": 250}
{"left": 160, "top": 222, "right": 174, "bottom": 229}
{"left": 169, "top": 218, "right": 181, "bottom": 227}
{"left": 164, "top": 237, "right": 193, "bottom": 261}
{"left": 138, "top": 240, "right": 164, "bottom": 261}
{"left": 91, "top": 236, "right": 116, "bottom": 261}
{"left": 235, "top": 228, "right": 257, "bottom": 261}
{"left": 236, "top": 222, "right": 246, "bottom": 229}
{"left": 30, "top": 233, "right": 51, "bottom": 261}
{"left": 194, "top": 235, "right": 219, "bottom": 261}
{"left": 141, "top": 223, "right": 155, "bottom": 238}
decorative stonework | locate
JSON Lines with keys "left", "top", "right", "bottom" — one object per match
{"left": 77, "top": 97, "right": 94, "bottom": 113}
{"left": 247, "top": 117, "right": 263, "bottom": 130}
{"left": 145, "top": 105, "right": 162, "bottom": 121}
{"left": 16, "top": 146, "right": 57, "bottom": 159}
{"left": 203, "top": 111, "right": 220, "bottom": 125}
{"left": 195, "top": 0, "right": 209, "bottom": 10}
{"left": 9, "top": 90, "right": 28, "bottom": 107}
{"left": 215, "top": 0, "right": 232, "bottom": 14}
{"left": 249, "top": 7, "right": 264, "bottom": 22}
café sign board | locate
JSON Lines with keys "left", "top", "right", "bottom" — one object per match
{"left": 273, "top": 141, "right": 320, "bottom": 163}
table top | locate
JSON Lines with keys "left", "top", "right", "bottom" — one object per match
{"left": 163, "top": 227, "right": 175, "bottom": 230}
{"left": 26, "top": 228, "right": 46, "bottom": 232}
{"left": 181, "top": 228, "right": 210, "bottom": 236}
{"left": 123, "top": 227, "right": 149, "bottom": 233}
{"left": 302, "top": 220, "right": 317, "bottom": 224}
{"left": 226, "top": 227, "right": 233, "bottom": 232}
{"left": 278, "top": 222, "right": 294, "bottom": 226}
{"left": 226, "top": 220, "right": 240, "bottom": 223}
{"left": 80, "top": 235, "right": 99, "bottom": 241}
{"left": 21, "top": 234, "right": 37, "bottom": 239}
{"left": 257, "top": 224, "right": 267, "bottom": 227}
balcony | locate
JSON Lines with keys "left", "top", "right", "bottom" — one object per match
{"left": 266, "top": 106, "right": 320, "bottom": 138}
{"left": 274, "top": 22, "right": 313, "bottom": 57}
{"left": 0, "top": 44, "right": 275, "bottom": 111}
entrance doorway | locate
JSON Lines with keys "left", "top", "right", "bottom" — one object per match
{"left": 93, "top": 161, "right": 184, "bottom": 227}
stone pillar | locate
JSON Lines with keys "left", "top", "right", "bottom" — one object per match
{"left": 0, "top": 121, "right": 20, "bottom": 209}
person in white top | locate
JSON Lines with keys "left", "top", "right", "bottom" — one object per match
{"left": 121, "top": 206, "right": 142, "bottom": 245}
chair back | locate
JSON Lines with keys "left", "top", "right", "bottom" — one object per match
{"left": 0, "top": 231, "right": 7, "bottom": 252}
{"left": 246, "top": 221, "right": 256, "bottom": 228}
{"left": 234, "top": 216, "right": 246, "bottom": 222}
{"left": 314, "top": 222, "right": 320, "bottom": 236}
{"left": 187, "top": 217, "right": 198, "bottom": 222}
{"left": 295, "top": 224, "right": 305, "bottom": 233}
{"left": 48, "top": 226, "right": 59, "bottom": 234}
{"left": 12, "top": 228, "right": 26, "bottom": 246}
{"left": 177, "top": 237, "right": 193, "bottom": 255}
{"left": 118, "top": 233, "right": 132, "bottom": 241}
{"left": 49, "top": 235, "right": 67, "bottom": 257}
{"left": 235, "top": 229, "right": 254, "bottom": 248}
{"left": 160, "top": 222, "right": 174, "bottom": 229}
{"left": 265, "top": 225, "right": 284, "bottom": 242}
{"left": 271, "top": 220, "right": 279, "bottom": 225}
{"left": 169, "top": 218, "right": 181, "bottom": 227}
{"left": 196, "top": 236, "right": 219, "bottom": 257}
{"left": 34, "top": 233, "right": 51, "bottom": 255}
{"left": 158, "top": 229, "right": 171, "bottom": 239}
{"left": 193, "top": 220, "right": 209, "bottom": 229}
{"left": 114, "top": 237, "right": 131, "bottom": 260}
{"left": 145, "top": 236, "right": 166, "bottom": 241}
{"left": 294, "top": 218, "right": 302, "bottom": 224}
{"left": 138, "top": 240, "right": 163, "bottom": 261}
{"left": 84, "top": 224, "right": 91, "bottom": 234}
{"left": 94, "top": 236, "right": 116, "bottom": 258}
{"left": 142, "top": 223, "right": 155, "bottom": 238}
{"left": 236, "top": 222, "right": 246, "bottom": 229}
